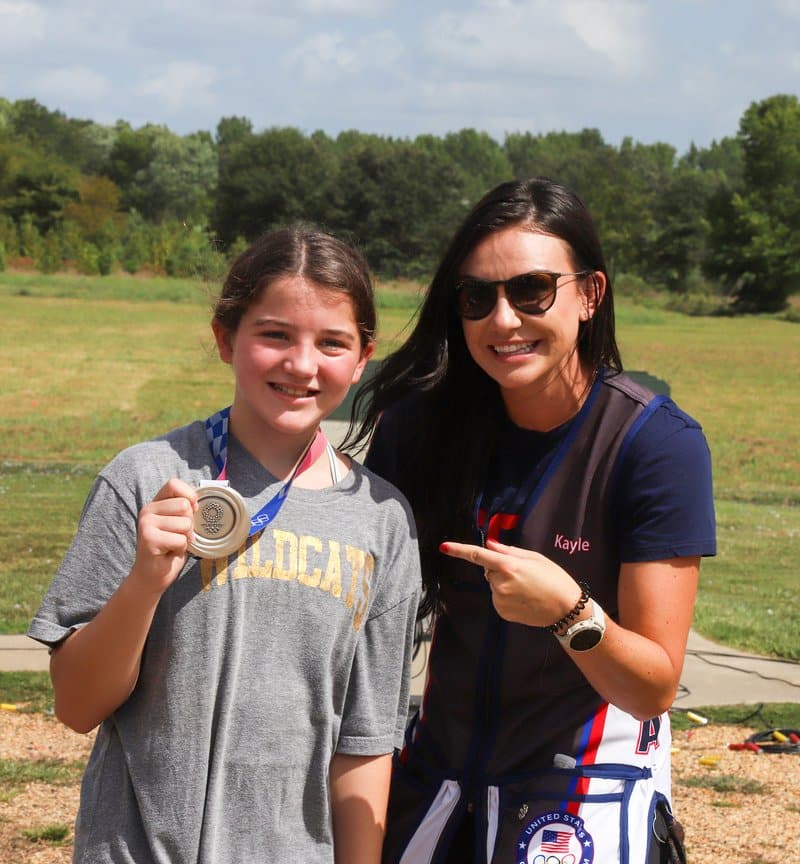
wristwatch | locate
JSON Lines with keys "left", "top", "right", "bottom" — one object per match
{"left": 556, "top": 599, "right": 606, "bottom": 652}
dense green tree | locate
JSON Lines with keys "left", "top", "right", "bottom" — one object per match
{"left": 0, "top": 213, "right": 18, "bottom": 257}
{"left": 7, "top": 98, "right": 109, "bottom": 173}
{"left": 0, "top": 94, "right": 796, "bottom": 313}
{"left": 705, "top": 94, "right": 800, "bottom": 311}
{"left": 505, "top": 131, "right": 612, "bottom": 220}
{"left": 216, "top": 116, "right": 253, "bottom": 167}
{"left": 18, "top": 213, "right": 44, "bottom": 259}
{"left": 647, "top": 165, "right": 713, "bottom": 292}
{"left": 64, "top": 175, "right": 124, "bottom": 244}
{"left": 0, "top": 98, "right": 12, "bottom": 132}
{"left": 37, "top": 229, "right": 63, "bottom": 273}
{"left": 105, "top": 124, "right": 216, "bottom": 223}
{"left": 214, "top": 126, "right": 336, "bottom": 245}
{"left": 105, "top": 121, "right": 157, "bottom": 199}
{"left": 142, "top": 130, "right": 217, "bottom": 223}
{"left": 436, "top": 129, "right": 512, "bottom": 208}
{"left": 684, "top": 136, "right": 744, "bottom": 187}
{"left": 0, "top": 141, "right": 78, "bottom": 233}
{"left": 334, "top": 134, "right": 468, "bottom": 275}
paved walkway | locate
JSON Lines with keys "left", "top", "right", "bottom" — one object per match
{"left": 6, "top": 629, "right": 798, "bottom": 711}
{"left": 407, "top": 628, "right": 800, "bottom": 710}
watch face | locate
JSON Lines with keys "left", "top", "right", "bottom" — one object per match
{"left": 570, "top": 627, "right": 603, "bottom": 652}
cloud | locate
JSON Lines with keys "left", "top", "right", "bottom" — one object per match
{"left": 0, "top": 0, "right": 46, "bottom": 51}
{"left": 770, "top": 0, "right": 800, "bottom": 19}
{"left": 285, "top": 28, "right": 403, "bottom": 82}
{"left": 423, "top": 0, "right": 651, "bottom": 80}
{"left": 556, "top": 0, "right": 648, "bottom": 76}
{"left": 34, "top": 65, "right": 111, "bottom": 104}
{"left": 296, "top": 0, "right": 396, "bottom": 13}
{"left": 139, "top": 61, "right": 219, "bottom": 111}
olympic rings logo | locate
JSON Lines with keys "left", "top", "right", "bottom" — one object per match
{"left": 530, "top": 855, "right": 576, "bottom": 864}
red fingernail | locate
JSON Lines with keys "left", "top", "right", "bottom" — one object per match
{"left": 439, "top": 542, "right": 449, "bottom": 553}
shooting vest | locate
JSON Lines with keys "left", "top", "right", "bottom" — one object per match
{"left": 384, "top": 372, "right": 675, "bottom": 864}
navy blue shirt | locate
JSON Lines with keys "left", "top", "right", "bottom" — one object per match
{"left": 366, "top": 393, "right": 716, "bottom": 563}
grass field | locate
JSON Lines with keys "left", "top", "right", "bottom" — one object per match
{"left": 1, "top": 271, "right": 798, "bottom": 660}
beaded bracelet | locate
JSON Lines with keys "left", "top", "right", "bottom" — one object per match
{"left": 545, "top": 582, "right": 591, "bottom": 634}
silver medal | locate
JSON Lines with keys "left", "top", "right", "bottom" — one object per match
{"left": 188, "top": 481, "right": 250, "bottom": 559}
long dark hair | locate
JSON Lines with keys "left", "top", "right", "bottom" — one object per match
{"left": 347, "top": 178, "right": 622, "bottom": 617}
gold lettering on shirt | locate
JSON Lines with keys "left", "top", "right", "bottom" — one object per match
{"left": 353, "top": 554, "right": 374, "bottom": 631}
{"left": 272, "top": 529, "right": 298, "bottom": 581}
{"left": 242, "top": 533, "right": 273, "bottom": 580}
{"left": 198, "top": 529, "right": 376, "bottom": 630}
{"left": 298, "top": 535, "right": 323, "bottom": 587}
{"left": 344, "top": 546, "right": 366, "bottom": 609}
{"left": 200, "top": 555, "right": 228, "bottom": 591}
{"left": 320, "top": 540, "right": 342, "bottom": 598}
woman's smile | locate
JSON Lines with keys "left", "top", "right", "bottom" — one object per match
{"left": 490, "top": 340, "right": 541, "bottom": 356}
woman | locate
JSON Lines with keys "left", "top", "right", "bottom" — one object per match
{"left": 352, "top": 178, "right": 715, "bottom": 863}
{"left": 29, "top": 225, "right": 421, "bottom": 864}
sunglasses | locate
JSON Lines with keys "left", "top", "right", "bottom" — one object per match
{"left": 455, "top": 270, "right": 593, "bottom": 320}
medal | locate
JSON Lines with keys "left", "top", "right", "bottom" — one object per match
{"left": 188, "top": 482, "right": 250, "bottom": 559}
{"left": 189, "top": 406, "right": 331, "bottom": 559}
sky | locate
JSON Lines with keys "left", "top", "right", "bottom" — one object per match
{"left": 1, "top": 0, "right": 799, "bottom": 156}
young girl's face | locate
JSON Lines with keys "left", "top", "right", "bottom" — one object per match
{"left": 213, "top": 275, "right": 374, "bottom": 445}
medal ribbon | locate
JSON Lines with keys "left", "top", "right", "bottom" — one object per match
{"left": 204, "top": 406, "right": 328, "bottom": 535}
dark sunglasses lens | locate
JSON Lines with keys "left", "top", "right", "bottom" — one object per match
{"left": 506, "top": 273, "right": 556, "bottom": 314}
{"left": 458, "top": 280, "right": 496, "bottom": 319}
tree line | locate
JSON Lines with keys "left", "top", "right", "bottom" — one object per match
{"left": 1, "top": 93, "right": 798, "bottom": 313}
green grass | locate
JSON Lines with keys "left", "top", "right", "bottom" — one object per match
{"left": 0, "top": 757, "right": 85, "bottom": 788}
{"left": 677, "top": 774, "right": 768, "bottom": 795}
{"left": 1, "top": 271, "right": 799, "bottom": 661}
{"left": 0, "top": 671, "right": 55, "bottom": 712}
{"left": 20, "top": 824, "right": 71, "bottom": 845}
{"left": 669, "top": 702, "right": 800, "bottom": 732}
{"left": 2, "top": 269, "right": 216, "bottom": 304}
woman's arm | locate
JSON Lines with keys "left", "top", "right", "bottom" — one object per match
{"left": 330, "top": 752, "right": 392, "bottom": 864}
{"left": 566, "top": 557, "right": 698, "bottom": 718}
{"left": 50, "top": 478, "right": 197, "bottom": 733}
{"left": 440, "top": 540, "right": 699, "bottom": 720}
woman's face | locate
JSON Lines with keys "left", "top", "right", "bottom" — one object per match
{"left": 458, "top": 226, "right": 603, "bottom": 427}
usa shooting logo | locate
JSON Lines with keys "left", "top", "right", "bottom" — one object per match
{"left": 517, "top": 810, "right": 594, "bottom": 864}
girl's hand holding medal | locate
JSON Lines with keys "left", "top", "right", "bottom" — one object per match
{"left": 133, "top": 479, "right": 198, "bottom": 594}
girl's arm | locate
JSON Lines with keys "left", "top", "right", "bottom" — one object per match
{"left": 330, "top": 752, "right": 392, "bottom": 864}
{"left": 50, "top": 479, "right": 197, "bottom": 733}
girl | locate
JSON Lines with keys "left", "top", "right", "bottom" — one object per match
{"left": 29, "top": 225, "right": 422, "bottom": 864}
{"left": 351, "top": 178, "right": 715, "bottom": 863}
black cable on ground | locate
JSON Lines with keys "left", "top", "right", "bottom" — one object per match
{"left": 744, "top": 728, "right": 800, "bottom": 754}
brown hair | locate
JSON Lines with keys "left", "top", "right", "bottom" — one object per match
{"left": 213, "top": 224, "right": 376, "bottom": 349}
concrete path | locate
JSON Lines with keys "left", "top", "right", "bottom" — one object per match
{"left": 407, "top": 628, "right": 800, "bottom": 710}
{"left": 6, "top": 628, "right": 799, "bottom": 711}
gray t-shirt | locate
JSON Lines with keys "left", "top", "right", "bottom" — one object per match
{"left": 29, "top": 421, "right": 421, "bottom": 864}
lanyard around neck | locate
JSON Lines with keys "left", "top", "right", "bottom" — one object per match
{"left": 204, "top": 406, "right": 329, "bottom": 535}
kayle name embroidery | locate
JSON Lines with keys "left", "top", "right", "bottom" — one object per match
{"left": 553, "top": 534, "right": 591, "bottom": 555}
